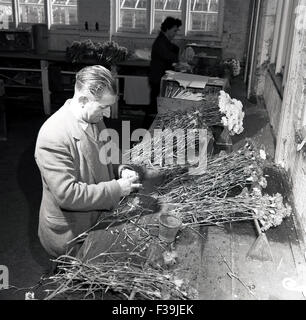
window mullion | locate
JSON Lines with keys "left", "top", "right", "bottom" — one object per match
{"left": 45, "top": 0, "right": 52, "bottom": 28}
{"left": 276, "top": 0, "right": 292, "bottom": 74}
{"left": 149, "top": 0, "right": 154, "bottom": 34}
{"left": 282, "top": 0, "right": 296, "bottom": 87}
{"left": 184, "top": 0, "right": 190, "bottom": 36}
{"left": 12, "top": 0, "right": 20, "bottom": 28}
{"left": 115, "top": 0, "right": 120, "bottom": 32}
{"left": 271, "top": 0, "right": 284, "bottom": 64}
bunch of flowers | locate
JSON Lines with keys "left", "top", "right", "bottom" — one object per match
{"left": 163, "top": 187, "right": 291, "bottom": 231}
{"left": 159, "top": 141, "right": 266, "bottom": 199}
{"left": 66, "top": 40, "right": 128, "bottom": 67}
{"left": 250, "top": 187, "right": 292, "bottom": 231}
{"left": 218, "top": 90, "right": 245, "bottom": 135}
{"left": 224, "top": 58, "right": 241, "bottom": 77}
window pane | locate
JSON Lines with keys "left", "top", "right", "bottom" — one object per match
{"left": 19, "top": 0, "right": 45, "bottom": 23}
{"left": 154, "top": 0, "right": 182, "bottom": 30}
{"left": 119, "top": 0, "right": 147, "bottom": 30}
{"left": 0, "top": 0, "right": 13, "bottom": 29}
{"left": 52, "top": 0, "right": 78, "bottom": 25}
{"left": 189, "top": 0, "right": 219, "bottom": 32}
{"left": 209, "top": 0, "right": 219, "bottom": 12}
{"left": 193, "top": 0, "right": 209, "bottom": 11}
{"left": 191, "top": 0, "right": 219, "bottom": 12}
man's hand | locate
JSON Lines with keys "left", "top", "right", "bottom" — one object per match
{"left": 120, "top": 168, "right": 139, "bottom": 181}
{"left": 117, "top": 175, "right": 143, "bottom": 197}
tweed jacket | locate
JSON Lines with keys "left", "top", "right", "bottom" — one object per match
{"left": 35, "top": 100, "right": 122, "bottom": 257}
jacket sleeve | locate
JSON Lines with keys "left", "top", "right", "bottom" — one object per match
{"left": 153, "top": 38, "right": 179, "bottom": 64}
{"left": 35, "top": 135, "right": 122, "bottom": 212}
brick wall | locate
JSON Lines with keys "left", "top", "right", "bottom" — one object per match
{"left": 78, "top": 0, "right": 111, "bottom": 33}
{"left": 222, "top": 0, "right": 252, "bottom": 60}
{"left": 271, "top": 0, "right": 306, "bottom": 237}
{"left": 275, "top": 16, "right": 306, "bottom": 236}
{"left": 263, "top": 71, "right": 282, "bottom": 136}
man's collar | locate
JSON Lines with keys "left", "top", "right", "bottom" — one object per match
{"left": 67, "top": 99, "right": 90, "bottom": 132}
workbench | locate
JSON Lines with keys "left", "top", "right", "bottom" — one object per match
{"left": 71, "top": 117, "right": 215, "bottom": 300}
{"left": 0, "top": 52, "right": 152, "bottom": 119}
{"left": 75, "top": 170, "right": 204, "bottom": 300}
{"left": 0, "top": 51, "right": 68, "bottom": 116}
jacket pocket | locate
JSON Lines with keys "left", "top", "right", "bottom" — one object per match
{"left": 46, "top": 215, "right": 75, "bottom": 231}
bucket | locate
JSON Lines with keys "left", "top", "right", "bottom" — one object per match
{"left": 158, "top": 214, "right": 182, "bottom": 243}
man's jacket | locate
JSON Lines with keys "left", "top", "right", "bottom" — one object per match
{"left": 35, "top": 100, "right": 122, "bottom": 257}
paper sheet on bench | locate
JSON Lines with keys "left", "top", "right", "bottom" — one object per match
{"left": 165, "top": 72, "right": 209, "bottom": 89}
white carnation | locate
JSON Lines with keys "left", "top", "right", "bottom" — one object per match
{"left": 218, "top": 91, "right": 245, "bottom": 136}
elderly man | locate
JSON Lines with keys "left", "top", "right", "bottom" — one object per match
{"left": 35, "top": 65, "right": 140, "bottom": 258}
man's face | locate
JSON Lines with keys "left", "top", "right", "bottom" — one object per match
{"left": 81, "top": 91, "right": 117, "bottom": 123}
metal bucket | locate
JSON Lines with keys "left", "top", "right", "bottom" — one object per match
{"left": 158, "top": 214, "right": 182, "bottom": 243}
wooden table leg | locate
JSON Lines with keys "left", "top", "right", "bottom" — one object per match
{"left": 41, "top": 60, "right": 51, "bottom": 116}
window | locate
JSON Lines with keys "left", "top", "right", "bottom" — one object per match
{"left": 119, "top": 0, "right": 148, "bottom": 30}
{"left": 0, "top": 0, "right": 77, "bottom": 28}
{"left": 189, "top": 0, "right": 219, "bottom": 32}
{"left": 154, "top": 0, "right": 182, "bottom": 30}
{"left": 116, "top": 0, "right": 223, "bottom": 36}
{"left": 0, "top": 0, "right": 13, "bottom": 29}
{"left": 19, "top": 0, "right": 45, "bottom": 24}
{"left": 270, "top": 0, "right": 297, "bottom": 91}
{"left": 51, "top": 0, "right": 78, "bottom": 25}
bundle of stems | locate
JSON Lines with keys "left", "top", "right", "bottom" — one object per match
{"left": 125, "top": 129, "right": 210, "bottom": 172}
{"left": 164, "top": 188, "right": 291, "bottom": 230}
{"left": 163, "top": 87, "right": 222, "bottom": 126}
{"left": 158, "top": 142, "right": 266, "bottom": 199}
{"left": 43, "top": 254, "right": 191, "bottom": 300}
{"left": 124, "top": 109, "right": 216, "bottom": 171}
{"left": 66, "top": 194, "right": 156, "bottom": 246}
{"left": 154, "top": 107, "right": 221, "bottom": 129}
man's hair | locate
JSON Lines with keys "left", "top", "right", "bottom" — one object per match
{"left": 161, "top": 16, "right": 182, "bottom": 32}
{"left": 75, "top": 65, "right": 116, "bottom": 99}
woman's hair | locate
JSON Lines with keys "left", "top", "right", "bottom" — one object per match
{"left": 161, "top": 16, "right": 182, "bottom": 32}
{"left": 75, "top": 65, "right": 117, "bottom": 99}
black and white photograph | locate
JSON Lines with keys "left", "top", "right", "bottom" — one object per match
{"left": 0, "top": 0, "right": 305, "bottom": 305}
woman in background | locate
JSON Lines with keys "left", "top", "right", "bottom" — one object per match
{"left": 145, "top": 16, "right": 182, "bottom": 124}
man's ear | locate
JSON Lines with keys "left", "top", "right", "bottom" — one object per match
{"left": 78, "top": 96, "right": 89, "bottom": 105}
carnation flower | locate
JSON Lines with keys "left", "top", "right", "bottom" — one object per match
{"left": 260, "top": 149, "right": 267, "bottom": 160}
{"left": 218, "top": 91, "right": 245, "bottom": 136}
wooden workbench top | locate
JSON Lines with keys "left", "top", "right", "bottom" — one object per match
{"left": 0, "top": 50, "right": 67, "bottom": 61}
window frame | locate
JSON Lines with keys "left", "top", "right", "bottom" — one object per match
{"left": 0, "top": 0, "right": 78, "bottom": 30}
{"left": 0, "top": 0, "right": 14, "bottom": 28}
{"left": 270, "top": 0, "right": 297, "bottom": 93}
{"left": 114, "top": 0, "right": 224, "bottom": 39}
{"left": 186, "top": 0, "right": 224, "bottom": 36}
{"left": 116, "top": 0, "right": 149, "bottom": 34}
